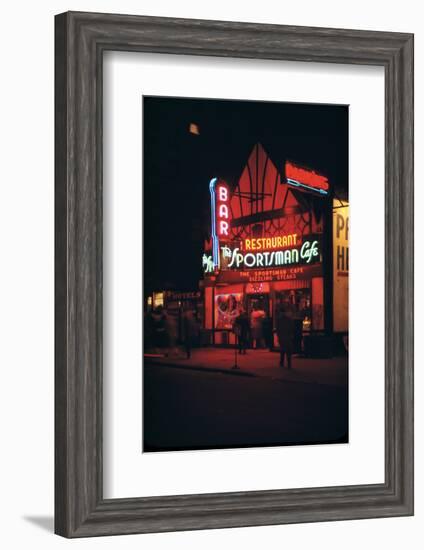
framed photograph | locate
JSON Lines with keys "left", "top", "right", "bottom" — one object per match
{"left": 142, "top": 97, "right": 349, "bottom": 453}
{"left": 55, "top": 11, "right": 414, "bottom": 537}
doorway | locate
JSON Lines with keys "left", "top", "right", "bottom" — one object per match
{"left": 246, "top": 293, "right": 270, "bottom": 349}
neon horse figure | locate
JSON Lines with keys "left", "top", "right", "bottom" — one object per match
{"left": 202, "top": 254, "right": 214, "bottom": 273}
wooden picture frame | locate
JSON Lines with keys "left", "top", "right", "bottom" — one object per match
{"left": 55, "top": 11, "right": 414, "bottom": 537}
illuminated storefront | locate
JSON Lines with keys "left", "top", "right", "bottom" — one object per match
{"left": 200, "top": 143, "right": 348, "bottom": 348}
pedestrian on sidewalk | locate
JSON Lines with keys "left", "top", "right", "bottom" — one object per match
{"left": 262, "top": 313, "right": 274, "bottom": 351}
{"left": 182, "top": 308, "right": 196, "bottom": 359}
{"left": 153, "top": 306, "right": 167, "bottom": 351}
{"left": 163, "top": 309, "right": 178, "bottom": 357}
{"left": 233, "top": 309, "right": 250, "bottom": 354}
{"left": 276, "top": 303, "right": 295, "bottom": 369}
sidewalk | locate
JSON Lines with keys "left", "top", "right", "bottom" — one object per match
{"left": 145, "top": 347, "right": 348, "bottom": 387}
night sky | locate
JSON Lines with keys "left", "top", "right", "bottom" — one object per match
{"left": 143, "top": 96, "right": 348, "bottom": 294}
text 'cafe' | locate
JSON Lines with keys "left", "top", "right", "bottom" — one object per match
{"left": 200, "top": 143, "right": 349, "bottom": 350}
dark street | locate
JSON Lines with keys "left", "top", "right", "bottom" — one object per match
{"left": 143, "top": 362, "right": 348, "bottom": 452}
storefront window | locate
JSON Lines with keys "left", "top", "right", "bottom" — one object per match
{"left": 152, "top": 291, "right": 164, "bottom": 309}
{"left": 215, "top": 293, "right": 243, "bottom": 329}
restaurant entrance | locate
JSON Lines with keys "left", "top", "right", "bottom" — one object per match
{"left": 246, "top": 293, "right": 271, "bottom": 349}
{"left": 246, "top": 293, "right": 270, "bottom": 319}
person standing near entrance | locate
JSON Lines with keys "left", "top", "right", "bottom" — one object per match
{"left": 233, "top": 309, "right": 250, "bottom": 354}
{"left": 250, "top": 306, "right": 265, "bottom": 349}
{"left": 276, "top": 303, "right": 295, "bottom": 368}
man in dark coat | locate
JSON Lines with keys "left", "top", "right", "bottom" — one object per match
{"left": 233, "top": 310, "right": 250, "bottom": 354}
{"left": 275, "top": 304, "right": 295, "bottom": 368}
{"left": 262, "top": 314, "right": 274, "bottom": 351}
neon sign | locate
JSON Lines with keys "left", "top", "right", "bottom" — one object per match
{"left": 209, "top": 178, "right": 231, "bottom": 269}
{"left": 216, "top": 183, "right": 230, "bottom": 237}
{"left": 202, "top": 253, "right": 214, "bottom": 273}
{"left": 244, "top": 234, "right": 298, "bottom": 251}
{"left": 221, "top": 239, "right": 320, "bottom": 269}
{"left": 285, "top": 161, "right": 329, "bottom": 195}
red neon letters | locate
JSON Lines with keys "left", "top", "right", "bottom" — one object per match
{"left": 286, "top": 161, "right": 329, "bottom": 192}
{"left": 216, "top": 183, "right": 230, "bottom": 238}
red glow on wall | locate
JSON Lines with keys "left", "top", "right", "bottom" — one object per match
{"left": 285, "top": 161, "right": 329, "bottom": 192}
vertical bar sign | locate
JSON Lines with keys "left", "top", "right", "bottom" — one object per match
{"left": 209, "top": 178, "right": 230, "bottom": 268}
